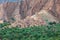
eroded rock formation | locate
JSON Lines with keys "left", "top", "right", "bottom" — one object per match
{"left": 0, "top": 0, "right": 60, "bottom": 27}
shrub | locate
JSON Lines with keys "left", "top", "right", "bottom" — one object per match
{"left": 0, "top": 22, "right": 10, "bottom": 28}
{"left": 0, "top": 22, "right": 60, "bottom": 40}
{"left": 0, "top": 24, "right": 60, "bottom": 40}
{"left": 48, "top": 22, "right": 56, "bottom": 25}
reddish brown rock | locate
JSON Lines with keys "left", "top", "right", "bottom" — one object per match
{"left": 0, "top": 0, "right": 60, "bottom": 27}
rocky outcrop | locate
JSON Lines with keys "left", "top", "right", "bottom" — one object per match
{"left": 0, "top": 0, "right": 60, "bottom": 27}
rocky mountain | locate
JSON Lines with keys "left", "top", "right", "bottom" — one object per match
{"left": 0, "top": 0, "right": 60, "bottom": 27}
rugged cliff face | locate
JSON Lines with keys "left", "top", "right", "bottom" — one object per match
{"left": 0, "top": 0, "right": 60, "bottom": 27}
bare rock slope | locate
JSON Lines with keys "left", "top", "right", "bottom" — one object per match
{"left": 0, "top": 0, "right": 60, "bottom": 27}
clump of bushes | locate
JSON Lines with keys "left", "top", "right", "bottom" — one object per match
{"left": 0, "top": 23, "right": 60, "bottom": 40}
{"left": 48, "top": 22, "right": 56, "bottom": 25}
{"left": 0, "top": 22, "right": 60, "bottom": 40}
{"left": 0, "top": 22, "right": 10, "bottom": 28}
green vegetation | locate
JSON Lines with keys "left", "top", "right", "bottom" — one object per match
{"left": 0, "top": 22, "right": 60, "bottom": 40}
{"left": 0, "top": 22, "right": 10, "bottom": 28}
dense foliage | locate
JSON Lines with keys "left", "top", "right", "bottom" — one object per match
{"left": 0, "top": 22, "right": 60, "bottom": 40}
{"left": 0, "top": 22, "right": 10, "bottom": 28}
